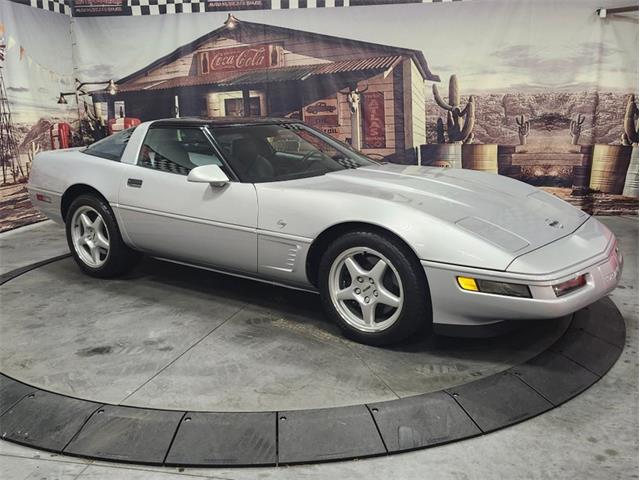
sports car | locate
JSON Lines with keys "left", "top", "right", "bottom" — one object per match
{"left": 27, "top": 117, "right": 623, "bottom": 345}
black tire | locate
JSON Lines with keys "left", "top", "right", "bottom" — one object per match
{"left": 318, "top": 230, "right": 432, "bottom": 346}
{"left": 65, "top": 194, "right": 140, "bottom": 278}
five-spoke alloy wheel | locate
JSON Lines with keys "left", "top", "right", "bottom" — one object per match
{"left": 319, "top": 230, "right": 432, "bottom": 345}
{"left": 329, "top": 247, "right": 404, "bottom": 333}
{"left": 65, "top": 194, "right": 139, "bottom": 278}
{"left": 70, "top": 205, "right": 110, "bottom": 268}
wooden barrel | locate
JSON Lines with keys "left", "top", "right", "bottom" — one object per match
{"left": 497, "top": 145, "right": 516, "bottom": 175}
{"left": 462, "top": 144, "right": 498, "bottom": 173}
{"left": 571, "top": 165, "right": 591, "bottom": 196}
{"left": 622, "top": 145, "right": 639, "bottom": 197}
{"left": 589, "top": 145, "right": 632, "bottom": 194}
{"left": 503, "top": 165, "right": 522, "bottom": 180}
{"left": 420, "top": 144, "right": 462, "bottom": 168}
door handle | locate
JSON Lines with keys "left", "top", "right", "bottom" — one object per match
{"left": 127, "top": 178, "right": 143, "bottom": 188}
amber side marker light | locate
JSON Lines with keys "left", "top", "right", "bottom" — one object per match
{"left": 457, "top": 276, "right": 479, "bottom": 291}
{"left": 456, "top": 276, "right": 531, "bottom": 298}
{"left": 553, "top": 274, "right": 587, "bottom": 297}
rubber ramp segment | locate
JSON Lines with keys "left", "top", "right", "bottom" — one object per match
{"left": 278, "top": 404, "right": 386, "bottom": 464}
{"left": 368, "top": 390, "right": 481, "bottom": 452}
{"left": 165, "top": 411, "right": 277, "bottom": 466}
{"left": 508, "top": 350, "right": 599, "bottom": 406}
{"left": 570, "top": 298, "right": 626, "bottom": 348}
{"left": 0, "top": 375, "right": 36, "bottom": 417}
{"left": 550, "top": 329, "right": 622, "bottom": 377}
{"left": 64, "top": 405, "right": 184, "bottom": 465}
{"left": 445, "top": 372, "right": 553, "bottom": 433}
{"left": 0, "top": 390, "right": 102, "bottom": 452}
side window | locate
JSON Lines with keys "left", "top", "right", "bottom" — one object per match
{"left": 137, "top": 127, "right": 224, "bottom": 176}
{"left": 84, "top": 128, "right": 135, "bottom": 161}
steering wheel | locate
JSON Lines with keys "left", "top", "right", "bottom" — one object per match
{"left": 300, "top": 150, "right": 325, "bottom": 166}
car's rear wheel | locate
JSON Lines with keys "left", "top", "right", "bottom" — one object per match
{"left": 66, "top": 194, "right": 139, "bottom": 278}
{"left": 318, "top": 230, "right": 431, "bottom": 346}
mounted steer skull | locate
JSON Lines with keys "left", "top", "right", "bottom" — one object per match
{"left": 340, "top": 84, "right": 369, "bottom": 150}
{"left": 343, "top": 84, "right": 369, "bottom": 114}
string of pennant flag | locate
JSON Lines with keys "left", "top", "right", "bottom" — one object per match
{"left": 0, "top": 22, "right": 74, "bottom": 84}
{"left": 7, "top": 0, "right": 468, "bottom": 17}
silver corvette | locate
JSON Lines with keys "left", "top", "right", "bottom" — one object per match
{"left": 28, "top": 118, "right": 623, "bottom": 345}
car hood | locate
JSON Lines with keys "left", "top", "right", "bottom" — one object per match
{"left": 323, "top": 163, "right": 589, "bottom": 254}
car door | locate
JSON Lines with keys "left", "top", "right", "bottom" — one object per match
{"left": 117, "top": 124, "right": 258, "bottom": 274}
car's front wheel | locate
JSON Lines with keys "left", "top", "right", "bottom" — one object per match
{"left": 65, "top": 194, "right": 139, "bottom": 278}
{"left": 318, "top": 231, "right": 431, "bottom": 346}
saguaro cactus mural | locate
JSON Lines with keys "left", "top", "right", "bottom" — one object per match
{"left": 569, "top": 114, "right": 585, "bottom": 145}
{"left": 27, "top": 142, "right": 41, "bottom": 176}
{"left": 622, "top": 94, "right": 639, "bottom": 146}
{"left": 516, "top": 115, "right": 530, "bottom": 145}
{"left": 433, "top": 74, "right": 476, "bottom": 144}
{"left": 436, "top": 118, "right": 446, "bottom": 144}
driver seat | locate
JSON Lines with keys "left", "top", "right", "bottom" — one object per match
{"left": 231, "top": 138, "right": 275, "bottom": 183}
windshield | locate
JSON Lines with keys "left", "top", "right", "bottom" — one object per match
{"left": 208, "top": 123, "right": 375, "bottom": 183}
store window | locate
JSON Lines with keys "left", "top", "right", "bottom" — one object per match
{"left": 114, "top": 101, "right": 126, "bottom": 119}
{"left": 224, "top": 98, "right": 261, "bottom": 117}
{"left": 137, "top": 127, "right": 225, "bottom": 176}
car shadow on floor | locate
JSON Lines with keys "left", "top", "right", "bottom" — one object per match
{"left": 119, "top": 257, "right": 570, "bottom": 358}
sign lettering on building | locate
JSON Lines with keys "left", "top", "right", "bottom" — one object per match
{"left": 303, "top": 98, "right": 339, "bottom": 131}
{"left": 362, "top": 92, "right": 386, "bottom": 149}
{"left": 198, "top": 45, "right": 277, "bottom": 75}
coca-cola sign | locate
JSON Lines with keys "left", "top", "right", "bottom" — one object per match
{"left": 198, "top": 45, "right": 273, "bottom": 74}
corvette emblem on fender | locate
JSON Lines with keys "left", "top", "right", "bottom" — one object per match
{"left": 546, "top": 219, "right": 563, "bottom": 229}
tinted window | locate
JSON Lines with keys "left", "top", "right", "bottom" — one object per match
{"left": 84, "top": 128, "right": 135, "bottom": 161}
{"left": 209, "top": 123, "right": 374, "bottom": 183}
{"left": 137, "top": 127, "right": 225, "bottom": 176}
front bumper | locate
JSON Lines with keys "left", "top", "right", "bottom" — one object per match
{"left": 422, "top": 224, "right": 622, "bottom": 327}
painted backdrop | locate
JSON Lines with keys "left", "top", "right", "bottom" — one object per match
{"left": 0, "top": 0, "right": 638, "bottom": 229}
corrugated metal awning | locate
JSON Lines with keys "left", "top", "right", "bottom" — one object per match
{"left": 310, "top": 55, "right": 402, "bottom": 76}
{"left": 218, "top": 55, "right": 402, "bottom": 86}
{"left": 115, "top": 55, "right": 404, "bottom": 92}
{"left": 217, "top": 65, "right": 318, "bottom": 86}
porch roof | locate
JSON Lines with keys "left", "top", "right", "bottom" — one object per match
{"left": 114, "top": 55, "right": 403, "bottom": 93}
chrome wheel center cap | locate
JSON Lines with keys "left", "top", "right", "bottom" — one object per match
{"left": 355, "top": 278, "right": 378, "bottom": 303}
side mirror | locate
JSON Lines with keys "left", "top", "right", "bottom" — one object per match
{"left": 187, "top": 164, "right": 229, "bottom": 187}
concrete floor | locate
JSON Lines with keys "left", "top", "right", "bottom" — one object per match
{"left": 1, "top": 256, "right": 567, "bottom": 411}
{"left": 0, "top": 216, "right": 637, "bottom": 479}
